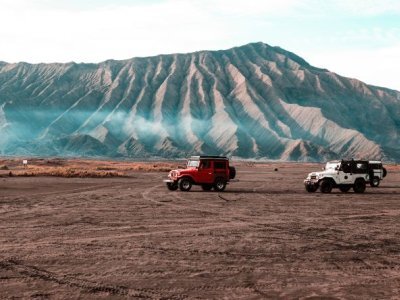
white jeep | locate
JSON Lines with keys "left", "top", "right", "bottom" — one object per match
{"left": 304, "top": 160, "right": 387, "bottom": 193}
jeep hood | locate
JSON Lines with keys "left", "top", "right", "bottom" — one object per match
{"left": 171, "top": 168, "right": 196, "bottom": 174}
{"left": 307, "top": 170, "right": 337, "bottom": 178}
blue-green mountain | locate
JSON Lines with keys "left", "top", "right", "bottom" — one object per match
{"left": 1, "top": 42, "right": 399, "bottom": 161}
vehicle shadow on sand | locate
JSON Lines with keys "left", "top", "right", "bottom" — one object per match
{"left": 185, "top": 189, "right": 400, "bottom": 195}
{"left": 373, "top": 185, "right": 400, "bottom": 189}
{"left": 185, "top": 189, "right": 299, "bottom": 194}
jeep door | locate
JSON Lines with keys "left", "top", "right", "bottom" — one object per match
{"left": 214, "top": 160, "right": 228, "bottom": 180}
{"left": 337, "top": 161, "right": 354, "bottom": 184}
{"left": 197, "top": 160, "right": 214, "bottom": 184}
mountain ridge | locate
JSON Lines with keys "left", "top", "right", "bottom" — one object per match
{"left": 0, "top": 42, "right": 399, "bottom": 161}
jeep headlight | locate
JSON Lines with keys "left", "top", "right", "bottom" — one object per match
{"left": 308, "top": 173, "right": 317, "bottom": 179}
{"left": 169, "top": 170, "right": 179, "bottom": 179}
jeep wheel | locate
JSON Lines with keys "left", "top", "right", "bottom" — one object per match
{"left": 201, "top": 184, "right": 213, "bottom": 191}
{"left": 320, "top": 179, "right": 333, "bottom": 193}
{"left": 214, "top": 178, "right": 226, "bottom": 192}
{"left": 167, "top": 182, "right": 178, "bottom": 191}
{"left": 353, "top": 179, "right": 366, "bottom": 193}
{"left": 229, "top": 166, "right": 236, "bottom": 179}
{"left": 305, "top": 185, "right": 318, "bottom": 193}
{"left": 179, "top": 178, "right": 192, "bottom": 192}
{"left": 370, "top": 177, "right": 380, "bottom": 187}
{"left": 339, "top": 185, "right": 351, "bottom": 193}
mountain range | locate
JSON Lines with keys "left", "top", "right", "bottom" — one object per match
{"left": 0, "top": 42, "right": 399, "bottom": 161}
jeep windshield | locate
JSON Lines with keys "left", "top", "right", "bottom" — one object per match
{"left": 325, "top": 162, "right": 339, "bottom": 170}
{"left": 187, "top": 160, "right": 200, "bottom": 168}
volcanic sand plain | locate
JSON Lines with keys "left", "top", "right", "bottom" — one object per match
{"left": 1, "top": 160, "right": 400, "bottom": 299}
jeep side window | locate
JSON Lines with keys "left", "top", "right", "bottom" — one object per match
{"left": 370, "top": 163, "right": 382, "bottom": 170}
{"left": 214, "top": 161, "right": 226, "bottom": 169}
{"left": 199, "top": 160, "right": 211, "bottom": 169}
{"left": 354, "top": 163, "right": 367, "bottom": 174}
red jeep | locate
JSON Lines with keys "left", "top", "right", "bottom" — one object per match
{"left": 163, "top": 156, "right": 236, "bottom": 192}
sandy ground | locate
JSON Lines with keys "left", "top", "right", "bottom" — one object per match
{"left": 1, "top": 162, "right": 400, "bottom": 299}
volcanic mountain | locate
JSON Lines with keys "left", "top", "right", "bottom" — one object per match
{"left": 0, "top": 42, "right": 399, "bottom": 161}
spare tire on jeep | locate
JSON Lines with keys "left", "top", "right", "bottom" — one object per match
{"left": 229, "top": 166, "right": 236, "bottom": 179}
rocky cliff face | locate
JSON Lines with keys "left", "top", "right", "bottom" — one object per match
{"left": 0, "top": 42, "right": 399, "bottom": 161}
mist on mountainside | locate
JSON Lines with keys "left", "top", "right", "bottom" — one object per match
{"left": 0, "top": 42, "right": 399, "bottom": 161}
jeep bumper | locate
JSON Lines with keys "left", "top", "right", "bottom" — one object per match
{"left": 304, "top": 179, "right": 319, "bottom": 187}
{"left": 163, "top": 179, "right": 175, "bottom": 183}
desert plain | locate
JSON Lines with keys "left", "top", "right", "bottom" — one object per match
{"left": 1, "top": 159, "right": 400, "bottom": 299}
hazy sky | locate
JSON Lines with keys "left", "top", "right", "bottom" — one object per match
{"left": 1, "top": 0, "right": 399, "bottom": 90}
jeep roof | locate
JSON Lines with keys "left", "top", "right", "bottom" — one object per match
{"left": 189, "top": 156, "right": 228, "bottom": 160}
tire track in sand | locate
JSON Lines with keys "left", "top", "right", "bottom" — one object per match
{"left": 0, "top": 221, "right": 252, "bottom": 251}
{"left": 0, "top": 183, "right": 118, "bottom": 201}
{"left": 141, "top": 185, "right": 221, "bottom": 215}
{"left": 0, "top": 258, "right": 159, "bottom": 298}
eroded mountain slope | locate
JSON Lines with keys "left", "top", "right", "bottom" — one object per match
{"left": 0, "top": 43, "right": 399, "bottom": 161}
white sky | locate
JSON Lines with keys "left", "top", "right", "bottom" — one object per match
{"left": 0, "top": 0, "right": 399, "bottom": 90}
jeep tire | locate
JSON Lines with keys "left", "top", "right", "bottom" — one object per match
{"left": 167, "top": 182, "right": 178, "bottom": 191}
{"left": 179, "top": 178, "right": 192, "bottom": 192}
{"left": 353, "top": 179, "right": 366, "bottom": 193}
{"left": 370, "top": 177, "right": 380, "bottom": 187}
{"left": 201, "top": 184, "right": 213, "bottom": 191}
{"left": 214, "top": 178, "right": 227, "bottom": 192}
{"left": 305, "top": 185, "right": 318, "bottom": 193}
{"left": 339, "top": 185, "right": 351, "bottom": 193}
{"left": 229, "top": 166, "right": 236, "bottom": 179}
{"left": 320, "top": 179, "right": 333, "bottom": 193}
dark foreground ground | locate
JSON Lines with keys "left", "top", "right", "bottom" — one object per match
{"left": 1, "top": 162, "right": 400, "bottom": 299}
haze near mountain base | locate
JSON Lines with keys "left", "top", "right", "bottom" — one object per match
{"left": 0, "top": 42, "right": 399, "bottom": 161}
